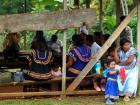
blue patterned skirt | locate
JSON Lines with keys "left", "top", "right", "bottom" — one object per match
{"left": 105, "top": 79, "right": 119, "bottom": 99}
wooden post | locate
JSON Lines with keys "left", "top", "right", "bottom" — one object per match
{"left": 99, "top": 0, "right": 103, "bottom": 33}
{"left": 116, "top": 0, "right": 121, "bottom": 26}
{"left": 61, "top": 0, "right": 67, "bottom": 98}
{"left": 67, "top": 7, "right": 137, "bottom": 91}
{"left": 24, "top": 0, "right": 27, "bottom": 50}
{"left": 137, "top": 0, "right": 140, "bottom": 96}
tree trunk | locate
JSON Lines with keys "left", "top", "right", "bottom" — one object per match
{"left": 86, "top": 0, "right": 91, "bottom": 8}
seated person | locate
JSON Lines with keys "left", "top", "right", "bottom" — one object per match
{"left": 51, "top": 62, "right": 62, "bottom": 77}
{"left": 94, "top": 32, "right": 105, "bottom": 46}
{"left": 31, "top": 31, "right": 48, "bottom": 49}
{"left": 86, "top": 35, "right": 105, "bottom": 91}
{"left": 25, "top": 31, "right": 53, "bottom": 81}
{"left": 3, "top": 32, "right": 21, "bottom": 60}
{"left": 66, "top": 35, "right": 91, "bottom": 77}
{"left": 47, "top": 35, "right": 63, "bottom": 67}
{"left": 23, "top": 31, "right": 54, "bottom": 92}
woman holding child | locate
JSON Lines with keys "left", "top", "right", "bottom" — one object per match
{"left": 114, "top": 39, "right": 138, "bottom": 101}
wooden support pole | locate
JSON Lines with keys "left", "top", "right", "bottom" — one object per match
{"left": 61, "top": 0, "right": 67, "bottom": 98}
{"left": 67, "top": 7, "right": 137, "bottom": 91}
{"left": 137, "top": 0, "right": 140, "bottom": 96}
{"left": 133, "top": 0, "right": 136, "bottom": 6}
{"left": 116, "top": 0, "right": 121, "bottom": 26}
{"left": 99, "top": 0, "right": 103, "bottom": 33}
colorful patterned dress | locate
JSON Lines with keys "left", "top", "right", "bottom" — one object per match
{"left": 104, "top": 68, "right": 119, "bottom": 99}
{"left": 117, "top": 47, "right": 138, "bottom": 97}
{"left": 67, "top": 45, "right": 91, "bottom": 77}
{"left": 25, "top": 49, "right": 53, "bottom": 80}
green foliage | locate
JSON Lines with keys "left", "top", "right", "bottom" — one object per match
{"left": 0, "top": 0, "right": 137, "bottom": 51}
{"left": 92, "top": 16, "right": 116, "bottom": 34}
{"left": 31, "top": 0, "right": 63, "bottom": 13}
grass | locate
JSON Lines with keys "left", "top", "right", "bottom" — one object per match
{"left": 0, "top": 96, "right": 140, "bottom": 105}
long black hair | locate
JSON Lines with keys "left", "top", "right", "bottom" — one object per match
{"left": 31, "top": 31, "right": 47, "bottom": 51}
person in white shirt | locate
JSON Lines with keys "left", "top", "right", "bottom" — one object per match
{"left": 47, "top": 35, "right": 63, "bottom": 67}
{"left": 86, "top": 35, "right": 105, "bottom": 92}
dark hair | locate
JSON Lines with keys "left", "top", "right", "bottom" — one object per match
{"left": 35, "top": 31, "right": 43, "bottom": 38}
{"left": 72, "top": 34, "right": 83, "bottom": 46}
{"left": 120, "top": 16, "right": 126, "bottom": 21}
{"left": 104, "top": 34, "right": 110, "bottom": 41}
{"left": 93, "top": 32, "right": 105, "bottom": 46}
{"left": 51, "top": 35, "right": 57, "bottom": 42}
{"left": 108, "top": 46, "right": 115, "bottom": 54}
{"left": 31, "top": 31, "right": 47, "bottom": 51}
{"left": 106, "top": 58, "right": 115, "bottom": 66}
{"left": 120, "top": 38, "right": 131, "bottom": 47}
{"left": 86, "top": 35, "right": 95, "bottom": 43}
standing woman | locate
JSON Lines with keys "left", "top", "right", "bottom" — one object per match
{"left": 114, "top": 39, "right": 138, "bottom": 101}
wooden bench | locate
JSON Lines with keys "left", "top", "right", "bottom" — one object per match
{"left": 0, "top": 74, "right": 94, "bottom": 87}
{"left": 0, "top": 51, "right": 30, "bottom": 69}
{"left": 0, "top": 74, "right": 103, "bottom": 98}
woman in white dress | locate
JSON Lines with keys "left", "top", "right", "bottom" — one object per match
{"left": 114, "top": 38, "right": 138, "bottom": 101}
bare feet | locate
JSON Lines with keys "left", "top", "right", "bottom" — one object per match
{"left": 123, "top": 96, "right": 130, "bottom": 101}
{"left": 94, "top": 85, "right": 101, "bottom": 91}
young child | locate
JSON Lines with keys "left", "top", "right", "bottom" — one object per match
{"left": 51, "top": 66, "right": 62, "bottom": 77}
{"left": 103, "top": 58, "right": 119, "bottom": 105}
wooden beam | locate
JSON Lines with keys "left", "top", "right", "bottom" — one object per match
{"left": 0, "top": 75, "right": 94, "bottom": 87}
{"left": 137, "top": 0, "right": 140, "bottom": 96}
{"left": 67, "top": 7, "right": 137, "bottom": 91}
{"left": 0, "top": 90, "right": 101, "bottom": 97}
{"left": 61, "top": 0, "right": 67, "bottom": 98}
{"left": 0, "top": 9, "right": 96, "bottom": 33}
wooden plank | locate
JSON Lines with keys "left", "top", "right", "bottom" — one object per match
{"left": 0, "top": 90, "right": 101, "bottom": 97}
{"left": 67, "top": 7, "right": 137, "bottom": 91}
{"left": 61, "top": 0, "right": 67, "bottom": 98}
{"left": 0, "top": 75, "right": 94, "bottom": 87}
{"left": 0, "top": 9, "right": 96, "bottom": 33}
{"left": 137, "top": 0, "right": 140, "bottom": 95}
{"left": 0, "top": 91, "right": 61, "bottom": 97}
